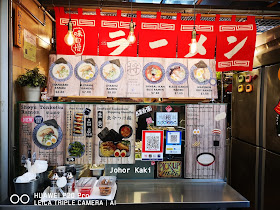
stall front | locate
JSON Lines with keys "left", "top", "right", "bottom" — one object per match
{"left": 2, "top": 0, "right": 265, "bottom": 208}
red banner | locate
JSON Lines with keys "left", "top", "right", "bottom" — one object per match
{"left": 177, "top": 14, "right": 219, "bottom": 59}
{"left": 54, "top": 7, "right": 100, "bottom": 55}
{"left": 99, "top": 10, "right": 139, "bottom": 57}
{"left": 216, "top": 16, "right": 256, "bottom": 71}
{"left": 138, "top": 12, "right": 179, "bottom": 58}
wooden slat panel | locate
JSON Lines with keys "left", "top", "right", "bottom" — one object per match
{"left": 184, "top": 104, "right": 227, "bottom": 179}
{"left": 19, "top": 103, "right": 65, "bottom": 166}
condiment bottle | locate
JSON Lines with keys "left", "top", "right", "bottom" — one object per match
{"left": 66, "top": 172, "right": 74, "bottom": 193}
{"left": 50, "top": 173, "right": 59, "bottom": 193}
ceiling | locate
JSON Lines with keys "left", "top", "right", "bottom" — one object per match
{"left": 38, "top": 0, "right": 280, "bottom": 33}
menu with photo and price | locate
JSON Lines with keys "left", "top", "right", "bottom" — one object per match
{"left": 48, "top": 55, "right": 218, "bottom": 99}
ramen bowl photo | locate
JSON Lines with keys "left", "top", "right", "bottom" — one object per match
{"left": 166, "top": 63, "right": 188, "bottom": 85}
{"left": 49, "top": 60, "right": 73, "bottom": 82}
{"left": 74, "top": 59, "right": 98, "bottom": 82}
{"left": 143, "top": 62, "right": 165, "bottom": 84}
{"left": 32, "top": 122, "right": 63, "bottom": 150}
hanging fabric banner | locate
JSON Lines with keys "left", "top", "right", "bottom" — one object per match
{"left": 216, "top": 16, "right": 256, "bottom": 71}
{"left": 99, "top": 10, "right": 139, "bottom": 57}
{"left": 54, "top": 7, "right": 100, "bottom": 55}
{"left": 177, "top": 14, "right": 219, "bottom": 59}
{"left": 138, "top": 12, "right": 179, "bottom": 58}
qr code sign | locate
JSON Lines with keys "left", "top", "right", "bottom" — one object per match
{"left": 170, "top": 135, "right": 178, "bottom": 143}
{"left": 145, "top": 134, "right": 161, "bottom": 151}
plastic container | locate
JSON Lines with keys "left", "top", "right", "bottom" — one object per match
{"left": 76, "top": 177, "right": 96, "bottom": 197}
{"left": 13, "top": 176, "right": 39, "bottom": 199}
{"left": 96, "top": 176, "right": 116, "bottom": 196}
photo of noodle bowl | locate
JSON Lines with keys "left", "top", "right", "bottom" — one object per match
{"left": 100, "top": 60, "right": 124, "bottom": 83}
{"left": 166, "top": 63, "right": 188, "bottom": 85}
{"left": 32, "top": 121, "right": 63, "bottom": 150}
{"left": 78, "top": 63, "right": 95, "bottom": 80}
{"left": 143, "top": 62, "right": 165, "bottom": 84}
{"left": 103, "top": 63, "right": 120, "bottom": 81}
{"left": 52, "top": 63, "right": 70, "bottom": 80}
{"left": 74, "top": 59, "right": 98, "bottom": 82}
{"left": 49, "top": 58, "right": 73, "bottom": 82}
{"left": 190, "top": 60, "right": 212, "bottom": 85}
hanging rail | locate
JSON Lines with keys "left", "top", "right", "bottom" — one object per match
{"left": 47, "top": 7, "right": 280, "bottom": 20}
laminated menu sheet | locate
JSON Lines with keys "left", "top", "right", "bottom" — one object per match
{"left": 48, "top": 54, "right": 218, "bottom": 99}
{"left": 65, "top": 104, "right": 95, "bottom": 164}
{"left": 94, "top": 104, "right": 136, "bottom": 164}
{"left": 19, "top": 103, "right": 65, "bottom": 166}
{"left": 184, "top": 104, "right": 227, "bottom": 179}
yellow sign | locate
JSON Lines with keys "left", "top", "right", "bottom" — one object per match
{"left": 157, "top": 161, "right": 182, "bottom": 178}
{"left": 24, "top": 29, "right": 36, "bottom": 62}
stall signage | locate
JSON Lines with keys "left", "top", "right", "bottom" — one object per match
{"left": 157, "top": 161, "right": 182, "bottom": 178}
{"left": 216, "top": 16, "right": 256, "bottom": 71}
{"left": 95, "top": 105, "right": 136, "bottom": 165}
{"left": 99, "top": 10, "right": 139, "bottom": 57}
{"left": 185, "top": 104, "right": 227, "bottom": 179}
{"left": 155, "top": 112, "right": 178, "bottom": 127}
{"left": 165, "top": 131, "right": 182, "bottom": 155}
{"left": 19, "top": 103, "right": 65, "bottom": 166}
{"left": 177, "top": 14, "right": 219, "bottom": 59}
{"left": 142, "top": 130, "right": 164, "bottom": 161}
{"left": 54, "top": 7, "right": 100, "bottom": 55}
{"left": 48, "top": 55, "right": 218, "bottom": 99}
{"left": 15, "top": 5, "right": 23, "bottom": 48}
{"left": 138, "top": 12, "right": 179, "bottom": 58}
{"left": 23, "top": 29, "right": 36, "bottom": 62}
{"left": 136, "top": 106, "right": 152, "bottom": 117}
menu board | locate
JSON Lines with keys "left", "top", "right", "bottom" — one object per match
{"left": 19, "top": 103, "right": 65, "bottom": 166}
{"left": 48, "top": 55, "right": 218, "bottom": 99}
{"left": 184, "top": 104, "right": 227, "bottom": 179}
{"left": 65, "top": 104, "right": 95, "bottom": 164}
{"left": 94, "top": 104, "right": 136, "bottom": 164}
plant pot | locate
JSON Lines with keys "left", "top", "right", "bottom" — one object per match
{"left": 23, "top": 86, "right": 41, "bottom": 101}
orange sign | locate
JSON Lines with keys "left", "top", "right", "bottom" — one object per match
{"left": 278, "top": 68, "right": 280, "bottom": 81}
{"left": 14, "top": 5, "right": 23, "bottom": 48}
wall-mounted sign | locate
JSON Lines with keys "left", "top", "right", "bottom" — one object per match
{"left": 165, "top": 131, "right": 182, "bottom": 155}
{"left": 15, "top": 5, "right": 23, "bottom": 48}
{"left": 19, "top": 103, "right": 65, "bottom": 166}
{"left": 48, "top": 55, "right": 218, "bottom": 99}
{"left": 157, "top": 161, "right": 182, "bottom": 178}
{"left": 142, "top": 130, "right": 164, "bottom": 161}
{"left": 136, "top": 106, "right": 152, "bottom": 117}
{"left": 185, "top": 104, "right": 227, "bottom": 179}
{"left": 155, "top": 112, "right": 178, "bottom": 127}
{"left": 65, "top": 104, "right": 94, "bottom": 164}
{"left": 23, "top": 29, "right": 36, "bottom": 62}
{"left": 94, "top": 105, "right": 136, "bottom": 165}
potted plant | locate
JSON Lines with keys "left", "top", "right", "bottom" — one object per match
{"left": 15, "top": 67, "right": 47, "bottom": 101}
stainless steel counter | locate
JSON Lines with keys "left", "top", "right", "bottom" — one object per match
{"left": 115, "top": 179, "right": 249, "bottom": 208}
{"left": 0, "top": 180, "right": 249, "bottom": 209}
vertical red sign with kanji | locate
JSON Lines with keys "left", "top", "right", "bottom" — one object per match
{"left": 138, "top": 12, "right": 179, "bottom": 58}
{"left": 54, "top": 7, "right": 100, "bottom": 55}
{"left": 216, "top": 16, "right": 256, "bottom": 71}
{"left": 99, "top": 10, "right": 139, "bottom": 57}
{"left": 177, "top": 14, "right": 219, "bottom": 59}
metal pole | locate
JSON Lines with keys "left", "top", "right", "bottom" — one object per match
{"left": 0, "top": 0, "right": 11, "bottom": 202}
